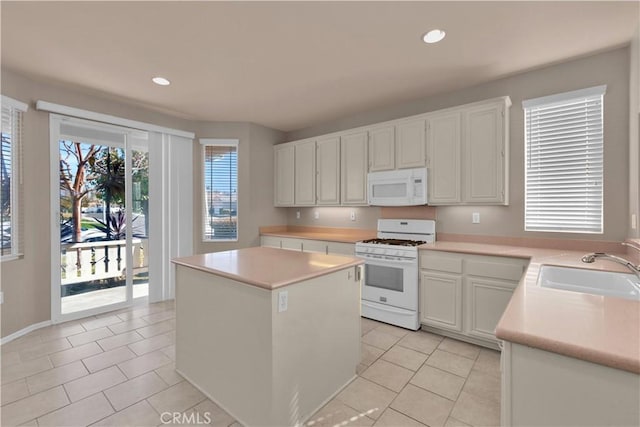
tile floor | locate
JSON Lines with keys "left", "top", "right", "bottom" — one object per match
{"left": 1, "top": 302, "right": 501, "bottom": 427}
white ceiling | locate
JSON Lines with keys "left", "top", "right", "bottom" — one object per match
{"left": 2, "top": 1, "right": 638, "bottom": 132}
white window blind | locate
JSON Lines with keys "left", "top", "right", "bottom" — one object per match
{"left": 523, "top": 85, "right": 606, "bottom": 234}
{"left": 1, "top": 95, "right": 28, "bottom": 258}
{"left": 201, "top": 139, "right": 238, "bottom": 241}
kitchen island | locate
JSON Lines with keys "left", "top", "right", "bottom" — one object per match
{"left": 172, "top": 247, "right": 364, "bottom": 427}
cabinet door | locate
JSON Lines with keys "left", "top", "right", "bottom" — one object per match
{"left": 294, "top": 140, "right": 316, "bottom": 206}
{"left": 420, "top": 271, "right": 462, "bottom": 332}
{"left": 341, "top": 131, "right": 368, "bottom": 205}
{"left": 316, "top": 136, "right": 341, "bottom": 205}
{"left": 427, "top": 113, "right": 461, "bottom": 204}
{"left": 368, "top": 126, "right": 395, "bottom": 171}
{"left": 274, "top": 144, "right": 295, "bottom": 206}
{"left": 465, "top": 277, "right": 515, "bottom": 342}
{"left": 463, "top": 103, "right": 506, "bottom": 204}
{"left": 396, "top": 119, "right": 426, "bottom": 169}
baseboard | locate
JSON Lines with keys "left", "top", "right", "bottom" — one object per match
{"left": 1, "top": 320, "right": 52, "bottom": 345}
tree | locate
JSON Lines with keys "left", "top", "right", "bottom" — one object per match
{"left": 59, "top": 141, "right": 100, "bottom": 242}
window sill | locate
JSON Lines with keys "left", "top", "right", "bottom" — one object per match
{"left": 1, "top": 253, "right": 24, "bottom": 262}
{"left": 202, "top": 239, "right": 239, "bottom": 243}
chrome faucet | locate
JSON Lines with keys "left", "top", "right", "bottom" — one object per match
{"left": 581, "top": 245, "right": 640, "bottom": 280}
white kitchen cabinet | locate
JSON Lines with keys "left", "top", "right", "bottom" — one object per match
{"left": 294, "top": 140, "right": 316, "bottom": 206}
{"left": 340, "top": 131, "right": 368, "bottom": 205}
{"left": 426, "top": 112, "right": 461, "bottom": 204}
{"left": 420, "top": 250, "right": 527, "bottom": 348}
{"left": 463, "top": 102, "right": 507, "bottom": 204}
{"left": 273, "top": 143, "right": 295, "bottom": 206}
{"left": 316, "top": 136, "right": 341, "bottom": 205}
{"left": 275, "top": 96, "right": 510, "bottom": 207}
{"left": 396, "top": 118, "right": 426, "bottom": 169}
{"left": 368, "top": 126, "right": 395, "bottom": 172}
{"left": 426, "top": 98, "right": 510, "bottom": 206}
{"left": 501, "top": 341, "right": 640, "bottom": 427}
{"left": 420, "top": 271, "right": 463, "bottom": 332}
{"left": 261, "top": 236, "right": 355, "bottom": 256}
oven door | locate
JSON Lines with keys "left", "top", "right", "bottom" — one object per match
{"left": 361, "top": 256, "right": 418, "bottom": 311}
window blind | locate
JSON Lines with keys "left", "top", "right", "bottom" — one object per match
{"left": 523, "top": 85, "right": 605, "bottom": 234}
{"left": 1, "top": 95, "right": 27, "bottom": 258}
{"left": 201, "top": 139, "right": 238, "bottom": 241}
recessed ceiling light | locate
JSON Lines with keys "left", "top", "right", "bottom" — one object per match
{"left": 152, "top": 76, "right": 171, "bottom": 86}
{"left": 422, "top": 29, "right": 446, "bottom": 44}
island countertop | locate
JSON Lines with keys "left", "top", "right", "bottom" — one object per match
{"left": 172, "top": 246, "right": 363, "bottom": 290}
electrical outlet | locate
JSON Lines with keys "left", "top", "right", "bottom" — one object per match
{"left": 632, "top": 213, "right": 637, "bottom": 230}
{"left": 278, "top": 291, "right": 288, "bottom": 312}
{"left": 0, "top": 291, "right": 3, "bottom": 304}
{"left": 296, "top": 211, "right": 300, "bottom": 220}
{"left": 350, "top": 211, "right": 356, "bottom": 221}
{"left": 472, "top": 212, "right": 480, "bottom": 224}
{"left": 314, "top": 211, "right": 320, "bottom": 220}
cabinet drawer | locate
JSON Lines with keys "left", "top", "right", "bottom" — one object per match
{"left": 261, "top": 236, "right": 281, "bottom": 248}
{"left": 420, "top": 252, "right": 463, "bottom": 274}
{"left": 301, "top": 239, "right": 327, "bottom": 254}
{"left": 327, "top": 242, "right": 355, "bottom": 256}
{"left": 466, "top": 260, "right": 525, "bottom": 281}
{"left": 280, "top": 237, "right": 302, "bottom": 251}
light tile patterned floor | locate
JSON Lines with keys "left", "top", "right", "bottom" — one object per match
{"left": 1, "top": 302, "right": 501, "bottom": 427}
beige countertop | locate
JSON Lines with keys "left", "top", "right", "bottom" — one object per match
{"left": 172, "top": 246, "right": 364, "bottom": 291}
{"left": 420, "top": 241, "right": 640, "bottom": 374}
{"left": 259, "top": 225, "right": 377, "bottom": 244}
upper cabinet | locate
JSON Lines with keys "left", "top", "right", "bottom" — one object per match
{"left": 427, "top": 112, "right": 461, "bottom": 204}
{"left": 396, "top": 118, "right": 426, "bottom": 169}
{"left": 427, "top": 97, "right": 510, "bottom": 206}
{"left": 274, "top": 96, "right": 510, "bottom": 207}
{"left": 368, "top": 126, "right": 395, "bottom": 172}
{"left": 294, "top": 139, "right": 316, "bottom": 206}
{"left": 274, "top": 143, "right": 295, "bottom": 206}
{"left": 341, "top": 131, "right": 368, "bottom": 205}
{"left": 463, "top": 102, "right": 507, "bottom": 204}
{"left": 316, "top": 136, "right": 341, "bottom": 205}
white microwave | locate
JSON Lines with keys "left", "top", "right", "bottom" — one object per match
{"left": 367, "top": 167, "right": 428, "bottom": 206}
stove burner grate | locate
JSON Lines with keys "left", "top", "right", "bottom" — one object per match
{"left": 361, "top": 238, "right": 426, "bottom": 247}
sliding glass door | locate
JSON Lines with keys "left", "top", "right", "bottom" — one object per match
{"left": 51, "top": 116, "right": 149, "bottom": 321}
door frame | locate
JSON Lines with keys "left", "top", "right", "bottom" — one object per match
{"left": 49, "top": 115, "right": 142, "bottom": 323}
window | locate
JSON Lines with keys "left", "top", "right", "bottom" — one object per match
{"left": 523, "top": 85, "right": 606, "bottom": 233}
{"left": 201, "top": 139, "right": 238, "bottom": 241}
{"left": 1, "top": 95, "right": 27, "bottom": 259}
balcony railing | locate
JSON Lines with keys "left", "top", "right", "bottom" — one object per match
{"left": 60, "top": 238, "right": 145, "bottom": 285}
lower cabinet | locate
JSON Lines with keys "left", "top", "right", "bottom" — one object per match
{"left": 420, "top": 250, "right": 527, "bottom": 347}
{"left": 260, "top": 236, "right": 354, "bottom": 256}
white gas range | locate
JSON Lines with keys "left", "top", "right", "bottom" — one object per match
{"left": 355, "top": 219, "right": 436, "bottom": 330}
